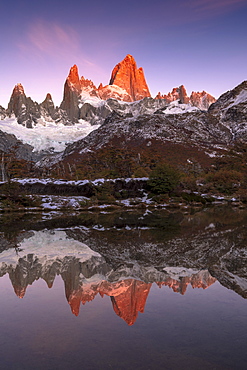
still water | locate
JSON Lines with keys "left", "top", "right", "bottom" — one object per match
{"left": 0, "top": 207, "right": 246, "bottom": 369}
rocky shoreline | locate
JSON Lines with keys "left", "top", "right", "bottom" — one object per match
{"left": 0, "top": 177, "right": 246, "bottom": 213}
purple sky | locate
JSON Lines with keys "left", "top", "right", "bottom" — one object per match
{"left": 1, "top": 0, "right": 247, "bottom": 108}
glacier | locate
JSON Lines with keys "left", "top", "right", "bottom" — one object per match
{"left": 0, "top": 117, "right": 99, "bottom": 153}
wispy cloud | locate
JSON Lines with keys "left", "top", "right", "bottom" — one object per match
{"left": 17, "top": 20, "right": 98, "bottom": 69}
{"left": 187, "top": 0, "right": 246, "bottom": 15}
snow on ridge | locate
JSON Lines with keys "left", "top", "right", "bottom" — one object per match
{"left": 225, "top": 89, "right": 247, "bottom": 110}
{"left": 0, "top": 99, "right": 207, "bottom": 154}
{"left": 163, "top": 266, "right": 202, "bottom": 279}
{"left": 11, "top": 177, "right": 148, "bottom": 187}
{"left": 162, "top": 100, "right": 199, "bottom": 115}
{"left": 78, "top": 94, "right": 105, "bottom": 108}
{"left": 0, "top": 117, "right": 99, "bottom": 153}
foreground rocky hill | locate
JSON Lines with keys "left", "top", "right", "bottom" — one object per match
{"left": 208, "top": 80, "right": 247, "bottom": 141}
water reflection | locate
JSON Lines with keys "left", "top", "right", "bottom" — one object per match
{"left": 0, "top": 207, "right": 247, "bottom": 326}
{"left": 0, "top": 208, "right": 246, "bottom": 369}
{"left": 0, "top": 227, "right": 236, "bottom": 326}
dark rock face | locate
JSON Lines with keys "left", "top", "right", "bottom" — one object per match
{"left": 79, "top": 102, "right": 111, "bottom": 125}
{"left": 209, "top": 81, "right": 247, "bottom": 141}
{"left": 60, "top": 65, "right": 82, "bottom": 123}
{"left": 190, "top": 90, "right": 216, "bottom": 110}
{"left": 7, "top": 84, "right": 41, "bottom": 128}
{"left": 40, "top": 93, "right": 60, "bottom": 122}
{"left": 209, "top": 81, "right": 247, "bottom": 115}
{"left": 0, "top": 129, "right": 40, "bottom": 180}
{"left": 6, "top": 84, "right": 60, "bottom": 128}
{"left": 109, "top": 54, "right": 151, "bottom": 101}
{"left": 77, "top": 97, "right": 168, "bottom": 125}
{"left": 0, "top": 105, "right": 6, "bottom": 120}
{"left": 7, "top": 178, "right": 148, "bottom": 198}
{"left": 156, "top": 85, "right": 190, "bottom": 103}
{"left": 0, "top": 129, "right": 36, "bottom": 161}
{"left": 15, "top": 180, "right": 96, "bottom": 196}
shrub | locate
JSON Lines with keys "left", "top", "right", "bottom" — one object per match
{"left": 0, "top": 181, "right": 41, "bottom": 208}
{"left": 236, "top": 189, "right": 247, "bottom": 203}
{"left": 181, "top": 192, "right": 206, "bottom": 204}
{"left": 151, "top": 194, "right": 170, "bottom": 203}
{"left": 133, "top": 167, "right": 149, "bottom": 178}
{"left": 205, "top": 169, "right": 244, "bottom": 194}
{"left": 95, "top": 182, "right": 117, "bottom": 204}
{"left": 180, "top": 175, "right": 198, "bottom": 192}
{"left": 148, "top": 163, "right": 180, "bottom": 195}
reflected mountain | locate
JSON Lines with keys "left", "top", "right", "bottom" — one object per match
{"left": 0, "top": 207, "right": 246, "bottom": 325}
{"left": 0, "top": 228, "right": 241, "bottom": 325}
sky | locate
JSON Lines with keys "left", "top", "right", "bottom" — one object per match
{"left": 0, "top": 0, "right": 247, "bottom": 108}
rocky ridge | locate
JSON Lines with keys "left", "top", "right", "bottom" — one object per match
{"left": 1, "top": 54, "right": 216, "bottom": 128}
{"left": 52, "top": 108, "right": 231, "bottom": 170}
{"left": 208, "top": 80, "right": 247, "bottom": 141}
{"left": 156, "top": 85, "right": 216, "bottom": 110}
{"left": 59, "top": 55, "right": 152, "bottom": 123}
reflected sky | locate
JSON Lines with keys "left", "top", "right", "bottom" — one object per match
{"left": 0, "top": 273, "right": 246, "bottom": 370}
{"left": 0, "top": 209, "right": 247, "bottom": 369}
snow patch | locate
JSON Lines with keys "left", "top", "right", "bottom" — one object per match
{"left": 162, "top": 100, "right": 199, "bottom": 115}
{"left": 0, "top": 230, "right": 101, "bottom": 267}
{"left": 226, "top": 89, "right": 247, "bottom": 109}
{"left": 163, "top": 266, "right": 201, "bottom": 279}
{"left": 0, "top": 118, "right": 99, "bottom": 153}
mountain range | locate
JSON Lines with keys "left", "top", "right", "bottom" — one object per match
{"left": 0, "top": 54, "right": 247, "bottom": 179}
{"left": 1, "top": 54, "right": 216, "bottom": 128}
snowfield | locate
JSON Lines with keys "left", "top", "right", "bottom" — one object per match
{"left": 0, "top": 117, "right": 100, "bottom": 153}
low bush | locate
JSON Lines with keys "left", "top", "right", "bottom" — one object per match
{"left": 181, "top": 192, "right": 206, "bottom": 204}
{"left": 205, "top": 170, "right": 244, "bottom": 194}
{"left": 148, "top": 163, "right": 181, "bottom": 195}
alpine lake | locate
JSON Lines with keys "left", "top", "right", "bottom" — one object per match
{"left": 0, "top": 205, "right": 246, "bottom": 370}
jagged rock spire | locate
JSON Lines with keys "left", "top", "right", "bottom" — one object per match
{"left": 155, "top": 85, "right": 216, "bottom": 110}
{"left": 109, "top": 54, "right": 151, "bottom": 101}
{"left": 7, "top": 83, "right": 41, "bottom": 128}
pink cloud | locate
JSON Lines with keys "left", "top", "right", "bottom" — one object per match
{"left": 187, "top": 0, "right": 246, "bottom": 14}
{"left": 27, "top": 20, "right": 79, "bottom": 55}
{"left": 17, "top": 20, "right": 100, "bottom": 70}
